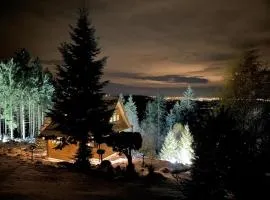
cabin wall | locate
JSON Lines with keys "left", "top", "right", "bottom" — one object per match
{"left": 47, "top": 140, "right": 115, "bottom": 161}
{"left": 112, "top": 105, "right": 129, "bottom": 131}
{"left": 45, "top": 100, "right": 129, "bottom": 161}
{"left": 92, "top": 143, "right": 115, "bottom": 159}
{"left": 47, "top": 140, "right": 78, "bottom": 161}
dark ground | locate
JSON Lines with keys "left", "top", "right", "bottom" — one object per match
{"left": 0, "top": 154, "right": 182, "bottom": 200}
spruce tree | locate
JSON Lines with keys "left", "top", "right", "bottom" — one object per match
{"left": 140, "top": 101, "right": 157, "bottom": 157}
{"left": 159, "top": 123, "right": 194, "bottom": 165}
{"left": 155, "top": 94, "right": 167, "bottom": 151}
{"left": 177, "top": 124, "right": 194, "bottom": 165}
{"left": 159, "top": 129, "right": 178, "bottom": 163}
{"left": 48, "top": 9, "right": 112, "bottom": 168}
{"left": 140, "top": 96, "right": 167, "bottom": 154}
{"left": 171, "top": 101, "right": 182, "bottom": 123}
{"left": 166, "top": 109, "right": 176, "bottom": 130}
{"left": 124, "top": 95, "right": 140, "bottom": 132}
{"left": 180, "top": 86, "right": 196, "bottom": 111}
{"left": 179, "top": 86, "right": 196, "bottom": 124}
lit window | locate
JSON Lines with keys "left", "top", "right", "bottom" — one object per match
{"left": 109, "top": 113, "right": 120, "bottom": 122}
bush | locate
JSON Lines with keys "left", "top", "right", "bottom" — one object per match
{"left": 98, "top": 160, "right": 114, "bottom": 177}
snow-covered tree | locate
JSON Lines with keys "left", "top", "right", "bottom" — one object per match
{"left": 166, "top": 86, "right": 196, "bottom": 130}
{"left": 124, "top": 95, "right": 140, "bottom": 132}
{"left": 180, "top": 85, "right": 196, "bottom": 111}
{"left": 159, "top": 129, "right": 179, "bottom": 163}
{"left": 140, "top": 101, "right": 158, "bottom": 156}
{"left": 140, "top": 95, "right": 167, "bottom": 154}
{"left": 171, "top": 101, "right": 182, "bottom": 123}
{"left": 159, "top": 123, "right": 194, "bottom": 165}
{"left": 177, "top": 124, "right": 194, "bottom": 165}
{"left": 166, "top": 109, "right": 176, "bottom": 131}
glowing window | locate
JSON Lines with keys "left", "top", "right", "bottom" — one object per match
{"left": 110, "top": 113, "right": 120, "bottom": 122}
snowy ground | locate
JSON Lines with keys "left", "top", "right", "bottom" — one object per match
{"left": 0, "top": 143, "right": 186, "bottom": 200}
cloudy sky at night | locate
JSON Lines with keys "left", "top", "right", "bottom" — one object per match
{"left": 1, "top": 0, "right": 270, "bottom": 96}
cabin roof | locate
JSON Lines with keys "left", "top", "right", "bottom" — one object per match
{"left": 40, "top": 96, "right": 130, "bottom": 138}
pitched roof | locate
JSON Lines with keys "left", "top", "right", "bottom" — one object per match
{"left": 40, "top": 96, "right": 130, "bottom": 138}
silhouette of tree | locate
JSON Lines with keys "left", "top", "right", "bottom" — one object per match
{"left": 48, "top": 8, "right": 112, "bottom": 168}
{"left": 183, "top": 104, "right": 270, "bottom": 200}
{"left": 106, "top": 131, "right": 142, "bottom": 172}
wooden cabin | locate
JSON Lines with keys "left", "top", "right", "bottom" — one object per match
{"left": 40, "top": 97, "right": 131, "bottom": 162}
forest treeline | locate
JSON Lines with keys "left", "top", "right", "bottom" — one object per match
{"left": 0, "top": 50, "right": 54, "bottom": 141}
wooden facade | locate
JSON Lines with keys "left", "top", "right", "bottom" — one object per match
{"left": 40, "top": 97, "right": 130, "bottom": 162}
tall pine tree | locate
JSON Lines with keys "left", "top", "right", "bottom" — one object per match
{"left": 48, "top": 9, "right": 112, "bottom": 168}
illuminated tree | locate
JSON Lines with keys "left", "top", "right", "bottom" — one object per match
{"left": 160, "top": 123, "right": 194, "bottom": 165}
{"left": 48, "top": 9, "right": 112, "bottom": 168}
{"left": 0, "top": 51, "right": 54, "bottom": 141}
{"left": 166, "top": 109, "right": 176, "bottom": 131}
{"left": 140, "top": 95, "right": 167, "bottom": 155}
{"left": 177, "top": 124, "right": 194, "bottom": 165}
{"left": 140, "top": 100, "right": 158, "bottom": 156}
{"left": 124, "top": 95, "right": 140, "bottom": 132}
{"left": 0, "top": 59, "right": 18, "bottom": 139}
{"left": 159, "top": 129, "right": 178, "bottom": 163}
{"left": 166, "top": 86, "right": 196, "bottom": 131}
{"left": 140, "top": 121, "right": 157, "bottom": 158}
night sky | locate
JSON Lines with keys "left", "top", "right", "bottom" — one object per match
{"left": 1, "top": 0, "right": 270, "bottom": 97}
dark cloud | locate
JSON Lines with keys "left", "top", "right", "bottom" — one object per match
{"left": 105, "top": 82, "right": 221, "bottom": 97}
{"left": 108, "top": 72, "right": 208, "bottom": 84}
{"left": 143, "top": 75, "right": 208, "bottom": 84}
{"left": 1, "top": 0, "right": 270, "bottom": 96}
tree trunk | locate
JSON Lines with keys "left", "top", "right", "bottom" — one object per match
{"left": 28, "top": 100, "right": 31, "bottom": 137}
{"left": 37, "top": 105, "right": 41, "bottom": 136}
{"left": 16, "top": 105, "right": 20, "bottom": 135}
{"left": 32, "top": 103, "right": 35, "bottom": 137}
{"left": 125, "top": 148, "right": 134, "bottom": 173}
{"left": 41, "top": 106, "right": 44, "bottom": 125}
{"left": 4, "top": 100, "right": 7, "bottom": 136}
{"left": 10, "top": 104, "right": 13, "bottom": 139}
{"left": 75, "top": 135, "right": 90, "bottom": 169}
{"left": 21, "top": 102, "right": 25, "bottom": 139}
{"left": 4, "top": 117, "right": 7, "bottom": 136}
{"left": 0, "top": 108, "right": 2, "bottom": 141}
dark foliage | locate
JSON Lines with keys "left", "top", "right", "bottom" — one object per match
{"left": 97, "top": 160, "right": 114, "bottom": 178}
{"left": 223, "top": 48, "right": 270, "bottom": 101}
{"left": 183, "top": 105, "right": 270, "bottom": 200}
{"left": 48, "top": 8, "right": 112, "bottom": 168}
{"left": 105, "top": 132, "right": 142, "bottom": 173}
